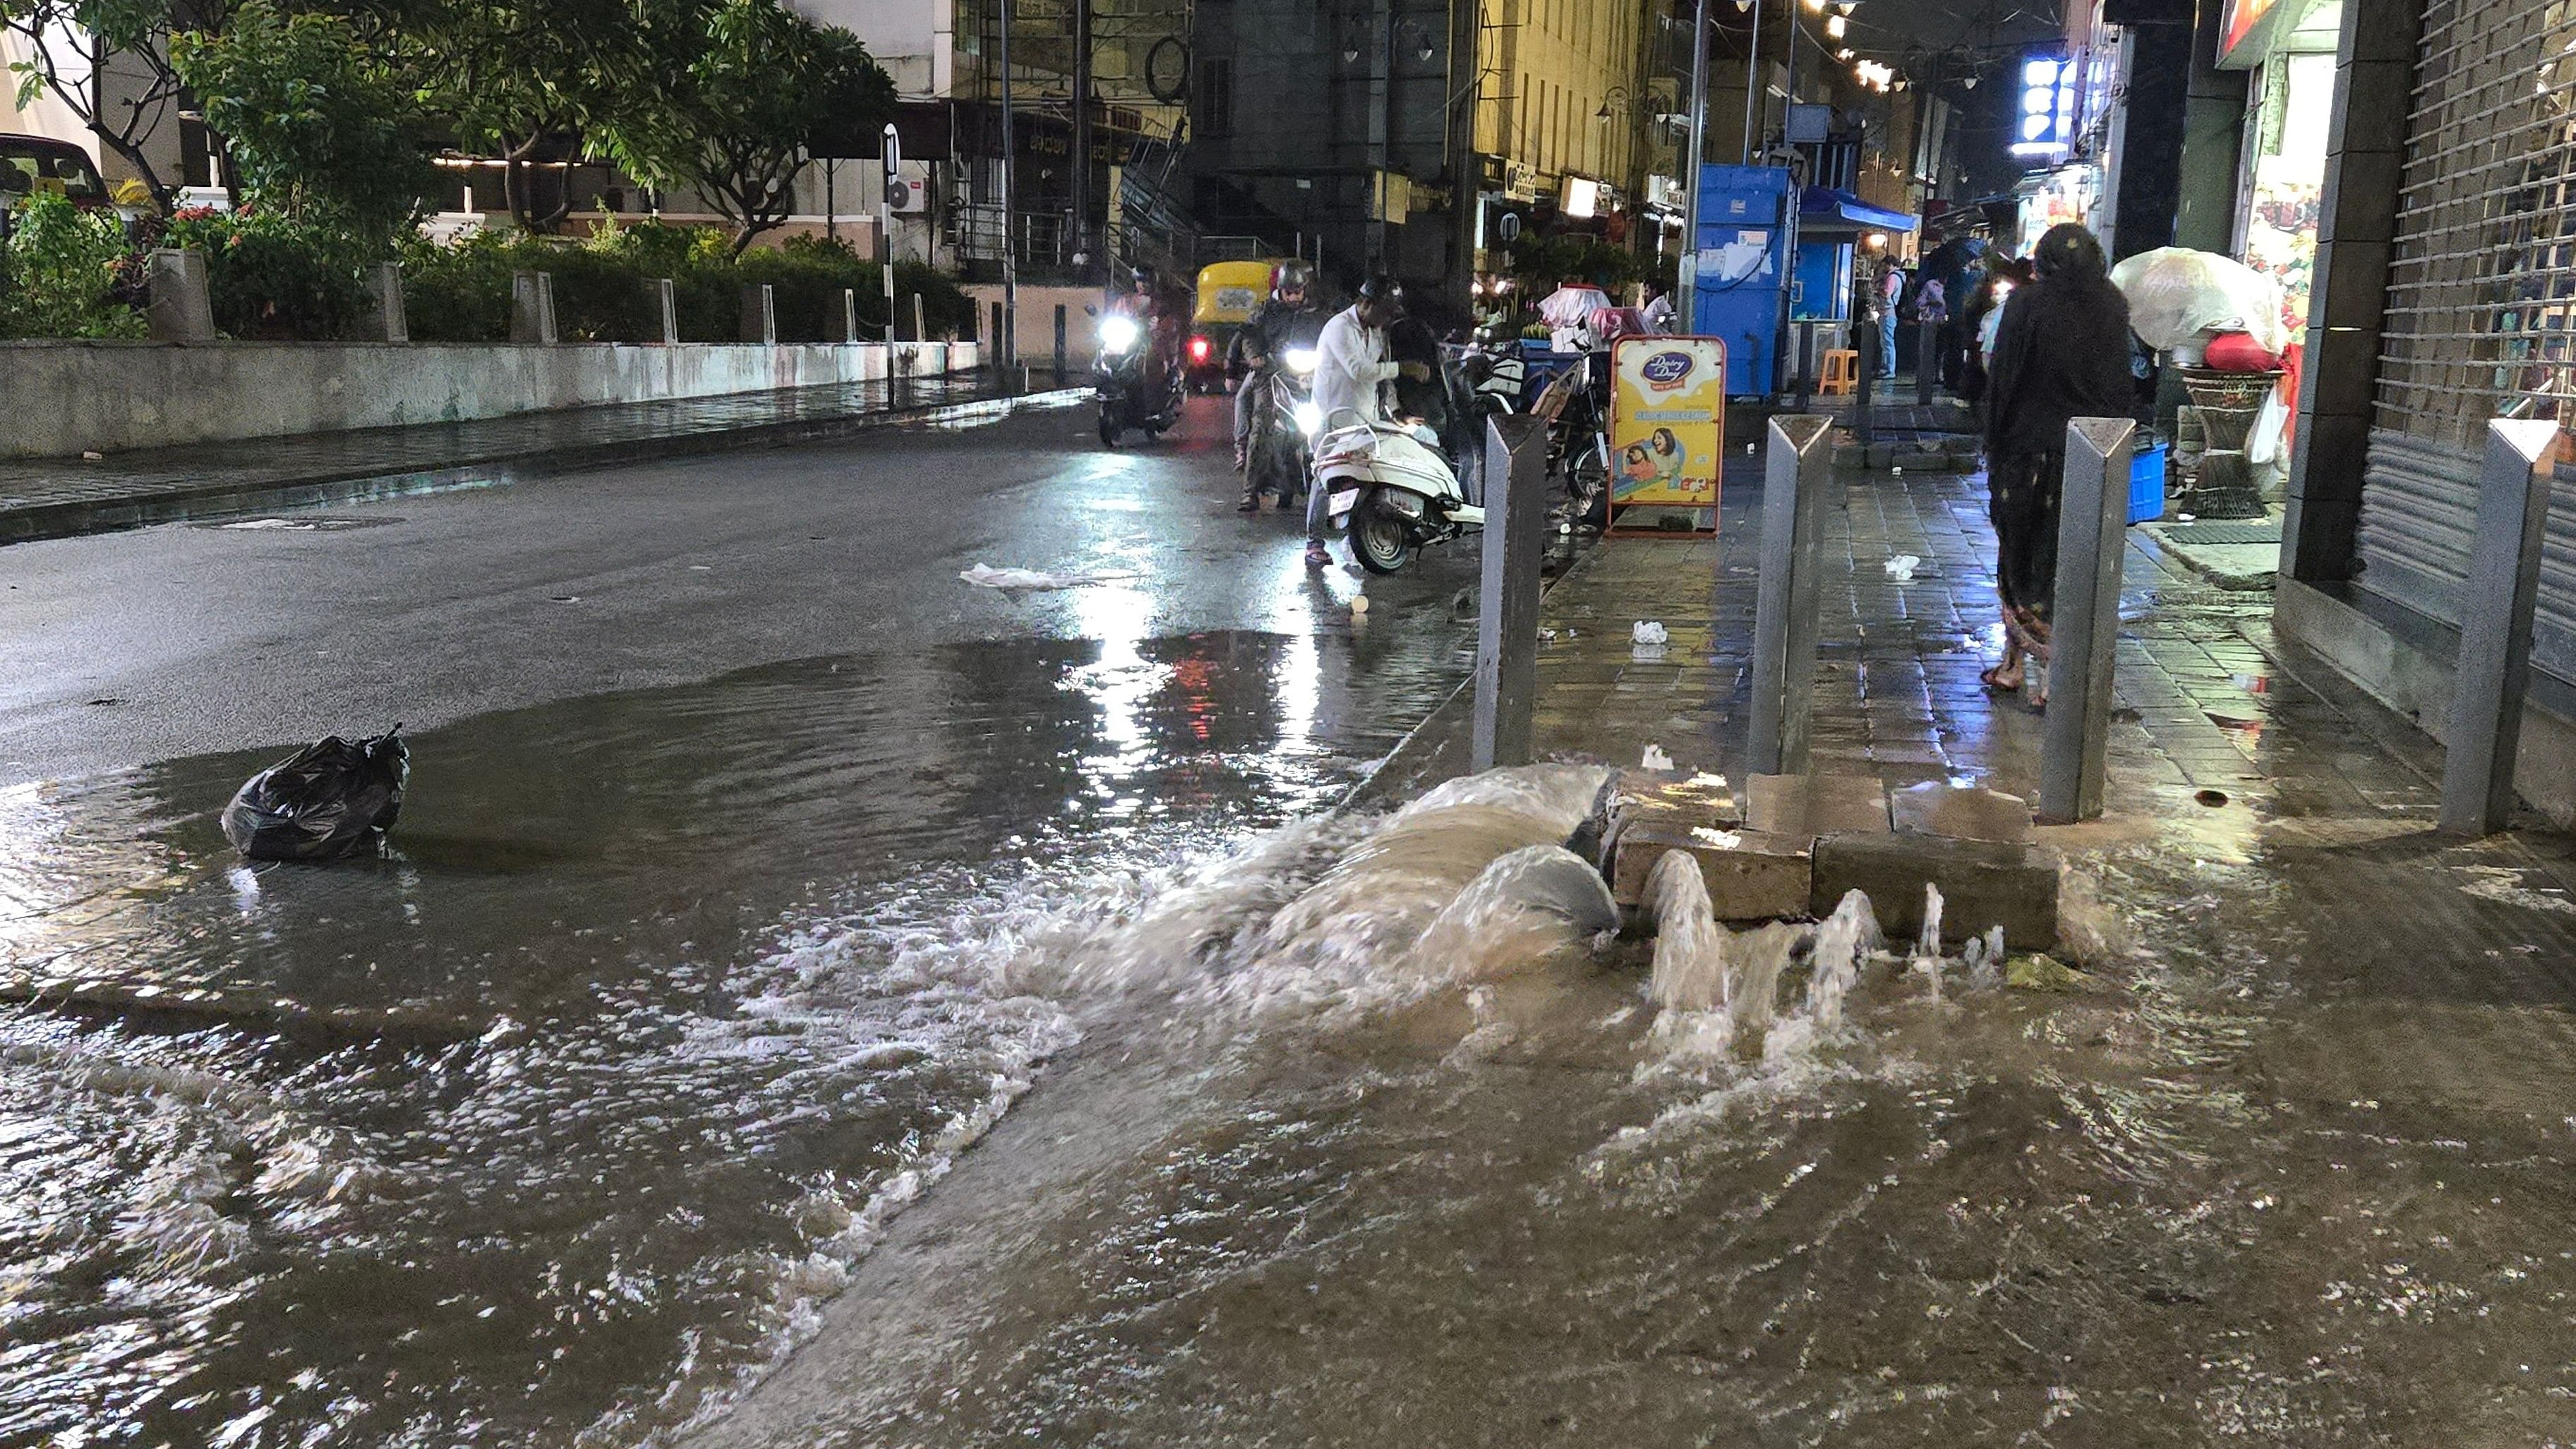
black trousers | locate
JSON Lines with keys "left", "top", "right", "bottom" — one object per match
{"left": 1989, "top": 448, "right": 2062, "bottom": 622}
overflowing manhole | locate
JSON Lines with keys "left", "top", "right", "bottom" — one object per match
{"left": 196, "top": 515, "right": 402, "bottom": 532}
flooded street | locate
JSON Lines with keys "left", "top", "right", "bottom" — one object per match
{"left": 11, "top": 404, "right": 2576, "bottom": 1448}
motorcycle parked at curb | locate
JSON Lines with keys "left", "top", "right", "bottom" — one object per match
{"left": 1093, "top": 311, "right": 1183, "bottom": 447}
{"left": 1312, "top": 406, "right": 1486, "bottom": 576}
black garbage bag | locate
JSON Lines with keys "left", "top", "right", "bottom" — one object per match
{"left": 220, "top": 726, "right": 409, "bottom": 861}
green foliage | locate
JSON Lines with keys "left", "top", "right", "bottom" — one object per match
{"left": 169, "top": 1, "right": 439, "bottom": 233}
{"left": 597, "top": 0, "right": 896, "bottom": 254}
{"left": 1501, "top": 237, "right": 1655, "bottom": 292}
{"left": 3, "top": 0, "right": 195, "bottom": 204}
{"left": 163, "top": 204, "right": 381, "bottom": 339}
{"left": 0, "top": 193, "right": 146, "bottom": 339}
{"left": 399, "top": 222, "right": 973, "bottom": 344}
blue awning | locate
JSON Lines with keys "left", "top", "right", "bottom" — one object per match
{"left": 1798, "top": 187, "right": 1918, "bottom": 233}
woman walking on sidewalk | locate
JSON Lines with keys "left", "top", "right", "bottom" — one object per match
{"left": 1980, "top": 224, "right": 2133, "bottom": 699}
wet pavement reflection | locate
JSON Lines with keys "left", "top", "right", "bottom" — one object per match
{"left": 0, "top": 622, "right": 1471, "bottom": 1448}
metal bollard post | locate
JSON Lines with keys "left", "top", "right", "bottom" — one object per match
{"left": 2038, "top": 417, "right": 2138, "bottom": 824}
{"left": 1053, "top": 305, "right": 1068, "bottom": 383}
{"left": 2438, "top": 419, "right": 2562, "bottom": 835}
{"left": 1747, "top": 414, "right": 1836, "bottom": 775}
{"left": 1916, "top": 318, "right": 1937, "bottom": 406}
{"left": 1472, "top": 414, "right": 1551, "bottom": 771}
{"left": 1853, "top": 324, "right": 1877, "bottom": 447}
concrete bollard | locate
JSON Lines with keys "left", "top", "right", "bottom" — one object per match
{"left": 739, "top": 284, "right": 776, "bottom": 345}
{"left": 2038, "top": 417, "right": 2138, "bottom": 825}
{"left": 2438, "top": 419, "right": 2563, "bottom": 835}
{"left": 1916, "top": 318, "right": 1937, "bottom": 406}
{"left": 366, "top": 261, "right": 407, "bottom": 343}
{"left": 1794, "top": 323, "right": 1815, "bottom": 412}
{"left": 911, "top": 292, "right": 926, "bottom": 345}
{"left": 1473, "top": 413, "right": 1552, "bottom": 771}
{"left": 509, "top": 271, "right": 556, "bottom": 344}
{"left": 1053, "top": 304, "right": 1068, "bottom": 383}
{"left": 651, "top": 278, "right": 678, "bottom": 344}
{"left": 145, "top": 248, "right": 217, "bottom": 342}
{"left": 1747, "top": 414, "right": 1836, "bottom": 776}
{"left": 833, "top": 287, "right": 860, "bottom": 344}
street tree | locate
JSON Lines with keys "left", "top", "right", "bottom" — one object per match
{"left": 602, "top": 0, "right": 893, "bottom": 256}
{"left": 1, "top": 0, "right": 227, "bottom": 208}
{"left": 168, "top": 0, "right": 437, "bottom": 231}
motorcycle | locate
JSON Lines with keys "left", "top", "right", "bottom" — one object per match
{"left": 1247, "top": 341, "right": 1324, "bottom": 507}
{"left": 1313, "top": 407, "right": 1486, "bottom": 576}
{"left": 1531, "top": 349, "right": 1611, "bottom": 525}
{"left": 1093, "top": 310, "right": 1183, "bottom": 447}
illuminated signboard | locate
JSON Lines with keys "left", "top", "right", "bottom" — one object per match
{"left": 2010, "top": 53, "right": 2078, "bottom": 158}
{"left": 2221, "top": 0, "right": 2281, "bottom": 58}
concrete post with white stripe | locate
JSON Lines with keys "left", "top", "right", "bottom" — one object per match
{"left": 2438, "top": 419, "right": 2560, "bottom": 835}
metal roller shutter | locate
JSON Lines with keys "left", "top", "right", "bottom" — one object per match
{"left": 2357, "top": 0, "right": 2576, "bottom": 685}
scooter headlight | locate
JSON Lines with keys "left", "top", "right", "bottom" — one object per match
{"left": 1284, "top": 347, "right": 1319, "bottom": 375}
{"left": 1097, "top": 314, "right": 1140, "bottom": 355}
{"left": 1294, "top": 400, "right": 1323, "bottom": 436}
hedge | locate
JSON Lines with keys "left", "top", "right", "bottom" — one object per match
{"left": 0, "top": 204, "right": 976, "bottom": 344}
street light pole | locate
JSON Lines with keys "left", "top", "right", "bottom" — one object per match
{"left": 999, "top": 0, "right": 1018, "bottom": 376}
{"left": 1740, "top": 0, "right": 1762, "bottom": 166}
{"left": 1680, "top": 0, "right": 1710, "bottom": 299}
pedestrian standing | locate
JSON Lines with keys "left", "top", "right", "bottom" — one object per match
{"left": 1980, "top": 223, "right": 2133, "bottom": 701}
{"left": 1639, "top": 280, "right": 1675, "bottom": 335}
{"left": 1913, "top": 275, "right": 1949, "bottom": 376}
{"left": 1878, "top": 261, "right": 1906, "bottom": 379}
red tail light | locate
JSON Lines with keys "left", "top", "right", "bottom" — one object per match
{"left": 1188, "top": 335, "right": 1211, "bottom": 362}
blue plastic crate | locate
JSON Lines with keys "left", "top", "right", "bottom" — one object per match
{"left": 2127, "top": 440, "right": 2169, "bottom": 524}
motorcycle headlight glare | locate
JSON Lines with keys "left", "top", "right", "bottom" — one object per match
{"left": 1098, "top": 315, "right": 1140, "bottom": 354}
{"left": 1284, "top": 347, "right": 1319, "bottom": 375}
{"left": 1294, "top": 401, "right": 1323, "bottom": 436}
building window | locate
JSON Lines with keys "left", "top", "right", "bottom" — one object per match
{"left": 1197, "top": 56, "right": 1234, "bottom": 138}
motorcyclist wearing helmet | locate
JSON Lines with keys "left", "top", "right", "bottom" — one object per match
{"left": 1227, "top": 259, "right": 1323, "bottom": 508}
{"left": 1107, "top": 265, "right": 1176, "bottom": 403}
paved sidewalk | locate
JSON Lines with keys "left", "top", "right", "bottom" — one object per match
{"left": 0, "top": 371, "right": 1084, "bottom": 545}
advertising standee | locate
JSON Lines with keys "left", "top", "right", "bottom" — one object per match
{"left": 1607, "top": 336, "right": 1727, "bottom": 536}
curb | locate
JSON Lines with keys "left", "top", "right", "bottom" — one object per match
{"left": 1, "top": 386, "right": 1093, "bottom": 546}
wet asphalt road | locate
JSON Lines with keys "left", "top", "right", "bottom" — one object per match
{"left": 0, "top": 397, "right": 1476, "bottom": 786}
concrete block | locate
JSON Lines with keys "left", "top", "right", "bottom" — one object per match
{"left": 1746, "top": 773, "right": 1891, "bottom": 836}
{"left": 1612, "top": 769, "right": 1741, "bottom": 825}
{"left": 1613, "top": 822, "right": 1813, "bottom": 920}
{"left": 1833, "top": 443, "right": 1867, "bottom": 470}
{"left": 1942, "top": 434, "right": 1982, "bottom": 459}
{"left": 1865, "top": 443, "right": 1896, "bottom": 469}
{"left": 1811, "top": 831, "right": 2061, "bottom": 950}
{"left": 1892, "top": 448, "right": 1950, "bottom": 473}
{"left": 1889, "top": 783, "right": 2034, "bottom": 843}
{"left": 145, "top": 248, "right": 217, "bottom": 342}
{"left": 366, "top": 262, "right": 407, "bottom": 343}
{"left": 510, "top": 271, "right": 556, "bottom": 344}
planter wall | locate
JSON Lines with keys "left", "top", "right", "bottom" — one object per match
{"left": 0, "top": 339, "right": 971, "bottom": 459}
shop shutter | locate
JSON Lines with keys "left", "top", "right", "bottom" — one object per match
{"left": 2356, "top": 0, "right": 2576, "bottom": 685}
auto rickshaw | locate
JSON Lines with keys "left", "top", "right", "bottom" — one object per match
{"left": 1186, "top": 258, "right": 1288, "bottom": 392}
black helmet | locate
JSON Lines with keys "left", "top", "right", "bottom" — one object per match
{"left": 1270, "top": 258, "right": 1316, "bottom": 300}
{"left": 1356, "top": 273, "right": 1404, "bottom": 307}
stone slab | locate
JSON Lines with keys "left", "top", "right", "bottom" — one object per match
{"left": 1811, "top": 831, "right": 2061, "bottom": 950}
{"left": 1865, "top": 443, "right": 1896, "bottom": 469}
{"left": 1611, "top": 821, "right": 1814, "bottom": 920}
{"left": 1891, "top": 448, "right": 1951, "bottom": 473}
{"left": 1889, "top": 783, "right": 2035, "bottom": 843}
{"left": 1611, "top": 769, "right": 1742, "bottom": 826}
{"left": 1832, "top": 444, "right": 1867, "bottom": 471}
{"left": 1746, "top": 773, "right": 1891, "bottom": 837}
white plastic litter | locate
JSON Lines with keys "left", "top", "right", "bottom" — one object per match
{"left": 220, "top": 518, "right": 314, "bottom": 531}
{"left": 1883, "top": 553, "right": 1920, "bottom": 582}
{"left": 1641, "top": 744, "right": 1676, "bottom": 771}
{"left": 2110, "top": 247, "right": 2290, "bottom": 356}
{"left": 959, "top": 563, "right": 1102, "bottom": 591}
{"left": 1632, "top": 620, "right": 1670, "bottom": 645}
{"left": 1349, "top": 594, "right": 1370, "bottom": 615}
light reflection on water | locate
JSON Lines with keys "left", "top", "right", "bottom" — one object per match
{"left": 0, "top": 626, "right": 1468, "bottom": 1449}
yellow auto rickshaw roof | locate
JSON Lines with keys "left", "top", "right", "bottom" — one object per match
{"left": 1194, "top": 260, "right": 1286, "bottom": 323}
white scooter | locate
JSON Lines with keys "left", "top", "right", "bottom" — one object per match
{"left": 1313, "top": 407, "right": 1485, "bottom": 575}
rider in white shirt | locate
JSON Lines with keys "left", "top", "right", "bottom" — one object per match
{"left": 1306, "top": 276, "right": 1425, "bottom": 569}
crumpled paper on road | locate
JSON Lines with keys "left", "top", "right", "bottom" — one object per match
{"left": 960, "top": 563, "right": 1104, "bottom": 591}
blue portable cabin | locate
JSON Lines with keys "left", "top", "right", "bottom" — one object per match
{"left": 1686, "top": 164, "right": 1793, "bottom": 397}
